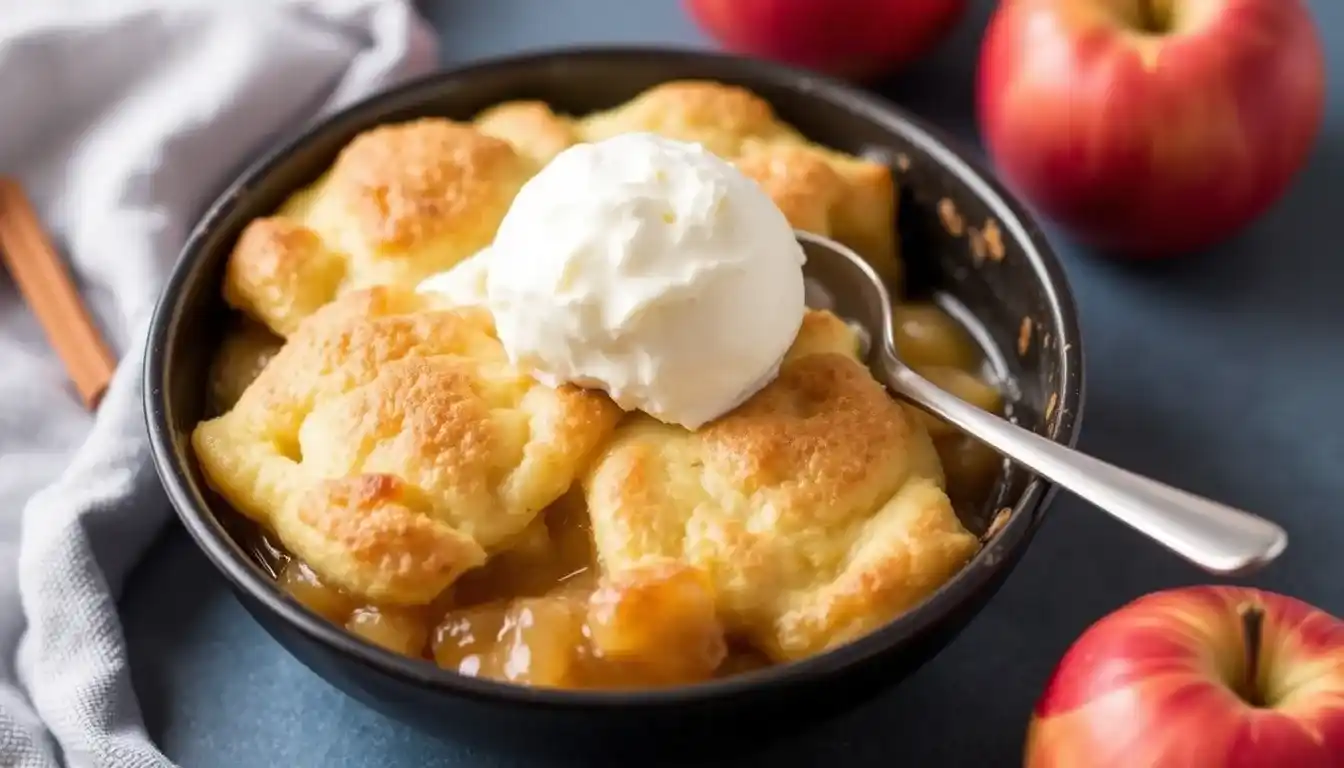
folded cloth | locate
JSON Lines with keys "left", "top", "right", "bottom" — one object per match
{"left": 0, "top": 2, "right": 437, "bottom": 765}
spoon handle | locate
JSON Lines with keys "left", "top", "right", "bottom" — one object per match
{"left": 880, "top": 354, "right": 1287, "bottom": 576}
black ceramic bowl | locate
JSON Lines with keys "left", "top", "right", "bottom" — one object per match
{"left": 144, "top": 47, "right": 1084, "bottom": 760}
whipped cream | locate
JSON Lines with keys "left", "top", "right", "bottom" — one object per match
{"left": 418, "top": 247, "right": 490, "bottom": 308}
{"left": 421, "top": 132, "right": 806, "bottom": 430}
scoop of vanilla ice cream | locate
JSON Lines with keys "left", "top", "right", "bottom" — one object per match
{"left": 479, "top": 132, "right": 806, "bottom": 430}
{"left": 417, "top": 247, "right": 491, "bottom": 308}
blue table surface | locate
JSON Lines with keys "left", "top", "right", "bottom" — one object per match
{"left": 121, "top": 1, "right": 1344, "bottom": 765}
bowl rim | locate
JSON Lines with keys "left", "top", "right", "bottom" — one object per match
{"left": 144, "top": 45, "right": 1085, "bottom": 710}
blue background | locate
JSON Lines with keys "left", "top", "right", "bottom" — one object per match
{"left": 121, "top": 0, "right": 1344, "bottom": 765}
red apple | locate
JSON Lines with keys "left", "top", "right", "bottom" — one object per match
{"left": 977, "top": 0, "right": 1325, "bottom": 256}
{"left": 1026, "top": 586, "right": 1344, "bottom": 767}
{"left": 685, "top": 0, "right": 968, "bottom": 80}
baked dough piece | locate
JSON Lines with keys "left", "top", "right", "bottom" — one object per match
{"left": 583, "top": 310, "right": 979, "bottom": 662}
{"left": 473, "top": 101, "right": 581, "bottom": 167}
{"left": 223, "top": 119, "right": 533, "bottom": 337}
{"left": 581, "top": 80, "right": 794, "bottom": 158}
{"left": 193, "top": 285, "right": 623, "bottom": 605}
{"left": 733, "top": 138, "right": 898, "bottom": 285}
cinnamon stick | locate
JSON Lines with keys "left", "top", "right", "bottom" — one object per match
{"left": 0, "top": 178, "right": 117, "bottom": 410}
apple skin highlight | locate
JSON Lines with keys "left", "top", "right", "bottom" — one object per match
{"left": 1025, "top": 586, "right": 1344, "bottom": 768}
{"left": 976, "top": 0, "right": 1325, "bottom": 257}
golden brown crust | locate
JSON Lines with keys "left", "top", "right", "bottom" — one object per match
{"left": 580, "top": 81, "right": 899, "bottom": 284}
{"left": 580, "top": 80, "right": 791, "bottom": 158}
{"left": 193, "top": 285, "right": 623, "bottom": 604}
{"left": 223, "top": 119, "right": 531, "bottom": 337}
{"left": 583, "top": 310, "right": 977, "bottom": 661}
{"left": 320, "top": 118, "right": 527, "bottom": 252}
{"left": 736, "top": 139, "right": 900, "bottom": 285}
{"left": 473, "top": 101, "right": 579, "bottom": 167}
{"left": 733, "top": 142, "right": 844, "bottom": 239}
{"left": 702, "top": 352, "right": 919, "bottom": 501}
{"left": 782, "top": 309, "right": 862, "bottom": 362}
{"left": 278, "top": 474, "right": 487, "bottom": 605}
{"left": 817, "top": 150, "right": 900, "bottom": 284}
{"left": 773, "top": 478, "right": 981, "bottom": 654}
{"left": 224, "top": 81, "right": 898, "bottom": 338}
{"left": 223, "top": 218, "right": 346, "bottom": 337}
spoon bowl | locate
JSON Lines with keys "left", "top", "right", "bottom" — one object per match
{"left": 798, "top": 231, "right": 1288, "bottom": 576}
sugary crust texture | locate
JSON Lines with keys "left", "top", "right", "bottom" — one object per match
{"left": 193, "top": 285, "right": 623, "bottom": 605}
{"left": 202, "top": 80, "right": 947, "bottom": 663}
{"left": 473, "top": 100, "right": 581, "bottom": 168}
{"left": 480, "top": 80, "right": 902, "bottom": 285}
{"left": 223, "top": 81, "right": 900, "bottom": 340}
{"left": 583, "top": 310, "right": 979, "bottom": 661}
{"left": 223, "top": 119, "right": 533, "bottom": 337}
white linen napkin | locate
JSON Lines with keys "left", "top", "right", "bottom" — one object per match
{"left": 0, "top": 2, "right": 437, "bottom": 765}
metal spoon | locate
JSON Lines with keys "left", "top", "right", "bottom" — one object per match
{"left": 796, "top": 230, "right": 1287, "bottom": 576}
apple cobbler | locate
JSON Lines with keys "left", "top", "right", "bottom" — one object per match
{"left": 195, "top": 80, "right": 1005, "bottom": 689}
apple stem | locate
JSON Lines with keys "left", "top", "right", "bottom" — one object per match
{"left": 1238, "top": 603, "right": 1266, "bottom": 707}
{"left": 1135, "top": 0, "right": 1168, "bottom": 33}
